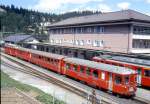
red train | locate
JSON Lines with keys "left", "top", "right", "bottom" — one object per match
{"left": 92, "top": 56, "right": 150, "bottom": 88}
{"left": 4, "top": 44, "right": 137, "bottom": 96}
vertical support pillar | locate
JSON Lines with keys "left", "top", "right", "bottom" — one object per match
{"left": 128, "top": 24, "right": 133, "bottom": 53}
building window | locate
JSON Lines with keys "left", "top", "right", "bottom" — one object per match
{"left": 132, "top": 39, "right": 150, "bottom": 48}
{"left": 77, "top": 27, "right": 81, "bottom": 33}
{"left": 75, "top": 40, "right": 80, "bottom": 45}
{"left": 87, "top": 40, "right": 92, "bottom": 44}
{"left": 93, "top": 40, "right": 104, "bottom": 47}
{"left": 86, "top": 27, "right": 90, "bottom": 33}
{"left": 133, "top": 26, "right": 150, "bottom": 35}
{"left": 49, "top": 26, "right": 105, "bottom": 34}
{"left": 93, "top": 40, "right": 97, "bottom": 47}
{"left": 80, "top": 40, "right": 84, "bottom": 46}
{"left": 50, "top": 39, "right": 54, "bottom": 43}
{"left": 97, "top": 26, "right": 105, "bottom": 33}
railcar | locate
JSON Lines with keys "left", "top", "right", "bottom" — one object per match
{"left": 4, "top": 44, "right": 18, "bottom": 56}
{"left": 92, "top": 56, "right": 150, "bottom": 87}
{"left": 4, "top": 44, "right": 31, "bottom": 61}
{"left": 4, "top": 44, "right": 65, "bottom": 73}
{"left": 62, "top": 58, "right": 137, "bottom": 96}
{"left": 29, "top": 50, "right": 65, "bottom": 73}
{"left": 16, "top": 48, "right": 31, "bottom": 61}
{"left": 4, "top": 44, "right": 137, "bottom": 96}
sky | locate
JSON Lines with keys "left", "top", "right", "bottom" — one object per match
{"left": 1, "top": 0, "right": 150, "bottom": 15}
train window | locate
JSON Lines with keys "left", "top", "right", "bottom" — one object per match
{"left": 42, "top": 56, "right": 44, "bottom": 60}
{"left": 35, "top": 55, "right": 37, "bottom": 58}
{"left": 115, "top": 76, "right": 122, "bottom": 84}
{"left": 54, "top": 59, "right": 58, "bottom": 64}
{"left": 86, "top": 67, "right": 91, "bottom": 75}
{"left": 80, "top": 66, "right": 84, "bottom": 73}
{"left": 125, "top": 76, "right": 129, "bottom": 84}
{"left": 34, "top": 55, "right": 37, "bottom": 58}
{"left": 137, "top": 68, "right": 141, "bottom": 74}
{"left": 73, "top": 65, "right": 78, "bottom": 71}
{"left": 93, "top": 70, "right": 98, "bottom": 78}
{"left": 47, "top": 58, "right": 50, "bottom": 61}
{"left": 144, "top": 70, "right": 150, "bottom": 77}
{"left": 51, "top": 59, "right": 53, "bottom": 63}
{"left": 66, "top": 63, "right": 70, "bottom": 69}
{"left": 101, "top": 72, "right": 105, "bottom": 80}
{"left": 54, "top": 59, "right": 57, "bottom": 63}
{"left": 31, "top": 54, "right": 34, "bottom": 57}
{"left": 119, "top": 64, "right": 124, "bottom": 67}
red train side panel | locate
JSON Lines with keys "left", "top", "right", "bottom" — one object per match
{"left": 92, "top": 57, "right": 150, "bottom": 88}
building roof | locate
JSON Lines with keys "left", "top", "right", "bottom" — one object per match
{"left": 64, "top": 58, "right": 136, "bottom": 75}
{"left": 47, "top": 9, "right": 150, "bottom": 27}
{"left": 4, "top": 34, "right": 33, "bottom": 43}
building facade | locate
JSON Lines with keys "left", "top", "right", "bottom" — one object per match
{"left": 47, "top": 10, "right": 150, "bottom": 53}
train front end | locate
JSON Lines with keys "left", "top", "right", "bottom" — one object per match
{"left": 121, "top": 73, "right": 137, "bottom": 97}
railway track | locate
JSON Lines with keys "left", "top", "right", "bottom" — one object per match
{"left": 1, "top": 53, "right": 149, "bottom": 104}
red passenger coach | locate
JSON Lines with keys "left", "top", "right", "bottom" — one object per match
{"left": 16, "top": 48, "right": 31, "bottom": 61}
{"left": 92, "top": 57, "right": 150, "bottom": 87}
{"left": 4, "top": 44, "right": 18, "bottom": 56}
{"left": 62, "top": 58, "right": 137, "bottom": 96}
{"left": 29, "top": 50, "right": 65, "bottom": 73}
{"left": 4, "top": 44, "right": 31, "bottom": 61}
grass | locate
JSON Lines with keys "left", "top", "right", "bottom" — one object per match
{"left": 1, "top": 71, "right": 65, "bottom": 104}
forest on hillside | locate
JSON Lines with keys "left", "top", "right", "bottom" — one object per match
{"left": 0, "top": 4, "right": 101, "bottom": 35}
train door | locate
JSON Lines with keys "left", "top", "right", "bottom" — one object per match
{"left": 137, "top": 68, "right": 142, "bottom": 85}
{"left": 108, "top": 73, "right": 113, "bottom": 91}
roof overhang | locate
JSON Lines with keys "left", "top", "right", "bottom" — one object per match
{"left": 47, "top": 19, "right": 150, "bottom": 29}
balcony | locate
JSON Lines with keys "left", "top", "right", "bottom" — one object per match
{"left": 131, "top": 48, "right": 150, "bottom": 53}
{"left": 132, "top": 34, "right": 150, "bottom": 40}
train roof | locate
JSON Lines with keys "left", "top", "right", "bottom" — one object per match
{"left": 64, "top": 58, "right": 136, "bottom": 75}
{"left": 5, "top": 43, "right": 19, "bottom": 48}
{"left": 6, "top": 44, "right": 66, "bottom": 59}
{"left": 111, "top": 56, "right": 150, "bottom": 66}
{"left": 93, "top": 56, "right": 150, "bottom": 68}
{"left": 29, "top": 49, "right": 65, "bottom": 59}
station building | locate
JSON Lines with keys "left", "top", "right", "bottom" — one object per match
{"left": 4, "top": 34, "right": 39, "bottom": 44}
{"left": 47, "top": 10, "right": 150, "bottom": 53}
